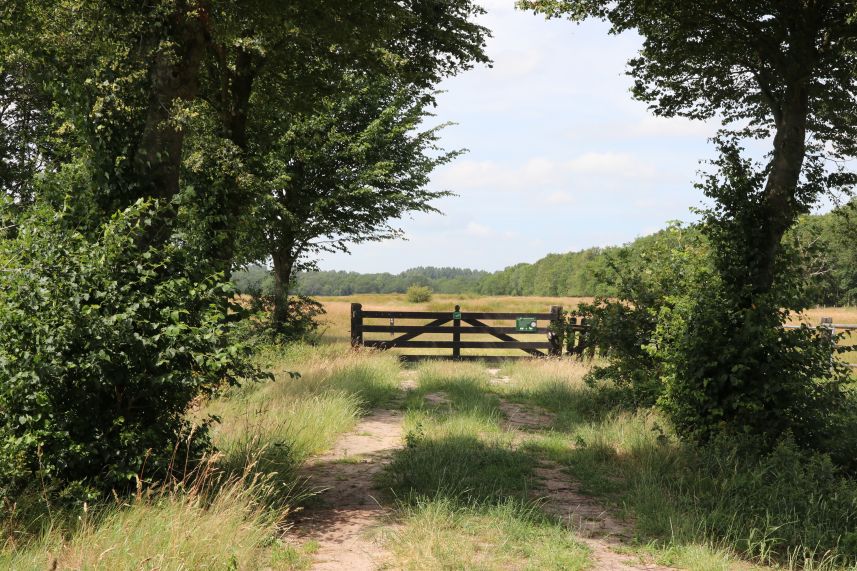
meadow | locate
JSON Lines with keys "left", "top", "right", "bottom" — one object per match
{"left": 3, "top": 294, "right": 856, "bottom": 570}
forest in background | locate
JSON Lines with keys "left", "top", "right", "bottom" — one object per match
{"left": 235, "top": 198, "right": 857, "bottom": 306}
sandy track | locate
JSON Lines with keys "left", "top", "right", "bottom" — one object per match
{"left": 497, "top": 393, "right": 674, "bottom": 571}
{"left": 291, "top": 408, "right": 404, "bottom": 570}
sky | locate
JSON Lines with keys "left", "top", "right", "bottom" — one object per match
{"left": 317, "top": 0, "right": 724, "bottom": 274}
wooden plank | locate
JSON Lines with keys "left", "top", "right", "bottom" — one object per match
{"left": 453, "top": 304, "right": 461, "bottom": 358}
{"left": 362, "top": 311, "right": 553, "bottom": 320}
{"left": 549, "top": 305, "right": 562, "bottom": 357}
{"left": 362, "top": 325, "right": 550, "bottom": 334}
{"left": 459, "top": 312, "right": 553, "bottom": 320}
{"left": 463, "top": 318, "right": 547, "bottom": 357}
{"left": 365, "top": 340, "right": 551, "bottom": 349}
{"left": 399, "top": 355, "right": 535, "bottom": 363}
{"left": 350, "top": 303, "right": 362, "bottom": 347}
{"left": 362, "top": 311, "right": 452, "bottom": 319}
{"left": 387, "top": 317, "right": 451, "bottom": 344}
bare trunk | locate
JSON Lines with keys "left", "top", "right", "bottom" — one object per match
{"left": 271, "top": 247, "right": 295, "bottom": 331}
{"left": 753, "top": 86, "right": 809, "bottom": 295}
{"left": 134, "top": 2, "right": 209, "bottom": 244}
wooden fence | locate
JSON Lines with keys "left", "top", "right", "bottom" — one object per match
{"left": 350, "top": 303, "right": 580, "bottom": 362}
{"left": 351, "top": 303, "right": 856, "bottom": 367}
{"left": 785, "top": 319, "right": 857, "bottom": 369}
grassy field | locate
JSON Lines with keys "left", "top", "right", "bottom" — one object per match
{"left": 2, "top": 294, "right": 856, "bottom": 570}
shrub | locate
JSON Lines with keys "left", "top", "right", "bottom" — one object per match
{"left": 578, "top": 222, "right": 710, "bottom": 408}
{"left": 579, "top": 171, "right": 854, "bottom": 461}
{"left": 240, "top": 293, "right": 326, "bottom": 343}
{"left": 406, "top": 284, "right": 432, "bottom": 303}
{"left": 0, "top": 200, "right": 259, "bottom": 501}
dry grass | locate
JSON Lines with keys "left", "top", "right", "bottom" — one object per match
{"left": 2, "top": 461, "right": 287, "bottom": 571}
{"left": 2, "top": 345, "right": 403, "bottom": 570}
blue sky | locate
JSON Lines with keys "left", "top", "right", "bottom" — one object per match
{"left": 318, "top": 0, "right": 723, "bottom": 273}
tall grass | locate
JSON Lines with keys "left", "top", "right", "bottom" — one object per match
{"left": 1, "top": 459, "right": 287, "bottom": 570}
{"left": 378, "top": 361, "right": 591, "bottom": 570}
{"left": 388, "top": 496, "right": 590, "bottom": 571}
{"left": 493, "top": 359, "right": 857, "bottom": 570}
{"left": 2, "top": 343, "right": 402, "bottom": 569}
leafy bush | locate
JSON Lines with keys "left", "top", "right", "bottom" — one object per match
{"left": 240, "top": 293, "right": 326, "bottom": 343}
{"left": 0, "top": 201, "right": 259, "bottom": 501}
{"left": 577, "top": 222, "right": 711, "bottom": 407}
{"left": 578, "top": 149, "right": 854, "bottom": 461}
{"left": 406, "top": 284, "right": 432, "bottom": 303}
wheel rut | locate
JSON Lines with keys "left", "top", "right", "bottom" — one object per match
{"left": 289, "top": 399, "right": 406, "bottom": 570}
{"left": 491, "top": 367, "right": 674, "bottom": 571}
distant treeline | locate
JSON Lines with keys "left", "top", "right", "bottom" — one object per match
{"left": 233, "top": 201, "right": 856, "bottom": 306}
{"left": 296, "top": 267, "right": 490, "bottom": 296}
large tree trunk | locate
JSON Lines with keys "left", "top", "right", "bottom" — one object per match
{"left": 203, "top": 42, "right": 256, "bottom": 280}
{"left": 753, "top": 86, "right": 810, "bottom": 296}
{"left": 133, "top": 2, "right": 209, "bottom": 244}
{"left": 271, "top": 246, "right": 296, "bottom": 332}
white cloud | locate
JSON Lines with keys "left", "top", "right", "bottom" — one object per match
{"left": 435, "top": 151, "right": 660, "bottom": 194}
{"left": 567, "top": 152, "right": 656, "bottom": 178}
{"left": 630, "top": 115, "right": 716, "bottom": 138}
{"left": 318, "top": 9, "right": 712, "bottom": 273}
{"left": 465, "top": 221, "right": 494, "bottom": 236}
{"left": 490, "top": 48, "right": 543, "bottom": 79}
{"left": 546, "top": 191, "right": 574, "bottom": 204}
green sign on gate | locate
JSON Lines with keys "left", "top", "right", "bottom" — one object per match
{"left": 516, "top": 317, "right": 537, "bottom": 332}
{"left": 452, "top": 311, "right": 462, "bottom": 320}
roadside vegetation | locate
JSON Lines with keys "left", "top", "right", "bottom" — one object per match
{"left": 237, "top": 200, "right": 857, "bottom": 306}
{"left": 3, "top": 1, "right": 857, "bottom": 570}
{"left": 2, "top": 297, "right": 856, "bottom": 569}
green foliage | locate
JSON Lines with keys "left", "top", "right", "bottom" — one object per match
{"left": 0, "top": 201, "right": 259, "bottom": 500}
{"left": 241, "top": 295, "right": 327, "bottom": 345}
{"left": 478, "top": 248, "right": 618, "bottom": 297}
{"left": 577, "top": 223, "right": 711, "bottom": 407}
{"left": 406, "top": 285, "right": 433, "bottom": 303}
{"left": 232, "top": 264, "right": 275, "bottom": 297}
{"left": 788, "top": 198, "right": 857, "bottom": 307}
{"left": 653, "top": 145, "right": 853, "bottom": 453}
{"left": 519, "top": 1, "right": 857, "bottom": 459}
{"left": 579, "top": 150, "right": 855, "bottom": 461}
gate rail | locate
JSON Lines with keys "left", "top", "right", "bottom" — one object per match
{"left": 351, "top": 303, "right": 564, "bottom": 362}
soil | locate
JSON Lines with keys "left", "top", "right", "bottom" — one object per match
{"left": 291, "top": 368, "right": 673, "bottom": 571}
{"left": 498, "top": 398, "right": 674, "bottom": 570}
{"left": 498, "top": 400, "right": 555, "bottom": 431}
{"left": 424, "top": 391, "right": 451, "bottom": 406}
{"left": 291, "top": 408, "right": 404, "bottom": 570}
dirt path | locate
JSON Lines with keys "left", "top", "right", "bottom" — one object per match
{"left": 291, "top": 403, "right": 405, "bottom": 570}
{"left": 494, "top": 384, "right": 674, "bottom": 571}
{"left": 291, "top": 367, "right": 670, "bottom": 570}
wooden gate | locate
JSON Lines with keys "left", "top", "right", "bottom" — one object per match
{"left": 350, "top": 303, "right": 563, "bottom": 362}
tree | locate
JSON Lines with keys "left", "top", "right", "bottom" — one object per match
{"left": 519, "top": 0, "right": 857, "bottom": 295}
{"left": 3, "top": 0, "right": 489, "bottom": 265}
{"left": 520, "top": 0, "right": 857, "bottom": 446}
{"left": 246, "top": 75, "right": 460, "bottom": 331}
{"left": 0, "top": 0, "right": 490, "bottom": 494}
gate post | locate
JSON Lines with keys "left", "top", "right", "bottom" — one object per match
{"left": 577, "top": 317, "right": 588, "bottom": 356}
{"left": 351, "top": 303, "right": 363, "bottom": 348}
{"left": 821, "top": 316, "right": 834, "bottom": 368}
{"left": 566, "top": 316, "right": 577, "bottom": 355}
{"left": 453, "top": 304, "right": 461, "bottom": 359}
{"left": 549, "top": 305, "right": 563, "bottom": 357}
